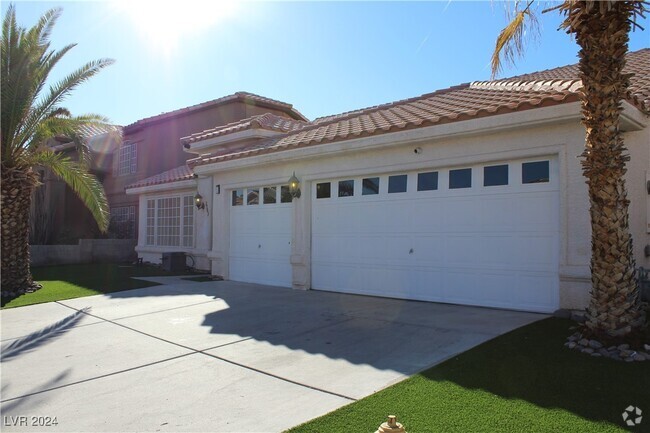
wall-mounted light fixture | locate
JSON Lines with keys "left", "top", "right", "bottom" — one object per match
{"left": 288, "top": 172, "right": 301, "bottom": 199}
{"left": 195, "top": 192, "right": 207, "bottom": 211}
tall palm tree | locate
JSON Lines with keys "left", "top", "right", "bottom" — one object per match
{"left": 492, "top": 1, "right": 647, "bottom": 340}
{"left": 1, "top": 5, "right": 114, "bottom": 299}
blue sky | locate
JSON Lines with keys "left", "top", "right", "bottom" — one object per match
{"left": 4, "top": 1, "right": 649, "bottom": 126}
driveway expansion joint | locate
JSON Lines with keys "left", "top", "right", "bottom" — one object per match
{"left": 55, "top": 301, "right": 358, "bottom": 403}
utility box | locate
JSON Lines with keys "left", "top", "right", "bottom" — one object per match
{"left": 162, "top": 252, "right": 186, "bottom": 272}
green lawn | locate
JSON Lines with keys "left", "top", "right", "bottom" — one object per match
{"left": 287, "top": 318, "right": 650, "bottom": 433}
{"left": 2, "top": 263, "right": 199, "bottom": 309}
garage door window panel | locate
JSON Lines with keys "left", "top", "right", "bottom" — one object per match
{"left": 484, "top": 165, "right": 509, "bottom": 187}
{"left": 280, "top": 186, "right": 292, "bottom": 203}
{"left": 449, "top": 168, "right": 472, "bottom": 189}
{"left": 264, "top": 187, "right": 277, "bottom": 204}
{"left": 522, "top": 161, "right": 550, "bottom": 184}
{"left": 417, "top": 172, "right": 438, "bottom": 191}
{"left": 362, "top": 177, "right": 380, "bottom": 195}
{"left": 388, "top": 175, "right": 407, "bottom": 193}
{"left": 247, "top": 188, "right": 259, "bottom": 205}
{"left": 317, "top": 182, "right": 331, "bottom": 199}
{"left": 338, "top": 180, "right": 354, "bottom": 197}
{"left": 232, "top": 189, "right": 243, "bottom": 206}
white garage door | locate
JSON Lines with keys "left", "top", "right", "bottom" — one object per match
{"left": 229, "top": 185, "right": 293, "bottom": 287}
{"left": 311, "top": 158, "right": 559, "bottom": 313}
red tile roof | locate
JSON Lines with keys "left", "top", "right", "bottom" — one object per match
{"left": 181, "top": 113, "right": 308, "bottom": 146}
{"left": 124, "top": 91, "right": 308, "bottom": 132}
{"left": 189, "top": 49, "right": 649, "bottom": 169}
{"left": 126, "top": 164, "right": 195, "bottom": 190}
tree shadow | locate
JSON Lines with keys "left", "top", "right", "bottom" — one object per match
{"left": 188, "top": 282, "right": 542, "bottom": 375}
{"left": 1, "top": 309, "right": 89, "bottom": 361}
{"left": 0, "top": 370, "right": 71, "bottom": 414}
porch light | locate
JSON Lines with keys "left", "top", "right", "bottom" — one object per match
{"left": 194, "top": 192, "right": 207, "bottom": 210}
{"left": 288, "top": 172, "right": 301, "bottom": 199}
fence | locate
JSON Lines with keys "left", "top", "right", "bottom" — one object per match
{"left": 30, "top": 239, "right": 137, "bottom": 266}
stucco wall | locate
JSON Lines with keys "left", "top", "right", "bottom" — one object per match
{"left": 31, "top": 239, "right": 137, "bottom": 267}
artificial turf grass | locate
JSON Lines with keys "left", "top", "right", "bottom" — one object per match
{"left": 1, "top": 263, "right": 197, "bottom": 308}
{"left": 286, "top": 317, "right": 650, "bottom": 433}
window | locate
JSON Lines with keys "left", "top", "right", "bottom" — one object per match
{"left": 146, "top": 201, "right": 155, "bottom": 245}
{"left": 247, "top": 188, "right": 259, "bottom": 205}
{"left": 232, "top": 189, "right": 243, "bottom": 206}
{"left": 388, "top": 175, "right": 407, "bottom": 193}
{"left": 264, "top": 187, "right": 277, "bottom": 204}
{"left": 145, "top": 195, "right": 194, "bottom": 247}
{"left": 449, "top": 168, "right": 472, "bottom": 189}
{"left": 117, "top": 142, "right": 137, "bottom": 176}
{"left": 182, "top": 196, "right": 194, "bottom": 247}
{"left": 417, "top": 172, "right": 438, "bottom": 191}
{"left": 109, "top": 206, "right": 135, "bottom": 239}
{"left": 362, "top": 177, "right": 379, "bottom": 195}
{"left": 317, "top": 182, "right": 331, "bottom": 199}
{"left": 280, "top": 186, "right": 292, "bottom": 203}
{"left": 522, "top": 161, "right": 550, "bottom": 184}
{"left": 156, "top": 197, "right": 181, "bottom": 246}
{"left": 338, "top": 180, "right": 354, "bottom": 197}
{"left": 484, "top": 165, "right": 508, "bottom": 186}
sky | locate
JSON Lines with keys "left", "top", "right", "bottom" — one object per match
{"left": 3, "top": 1, "right": 649, "bottom": 126}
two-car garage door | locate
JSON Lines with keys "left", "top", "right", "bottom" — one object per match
{"left": 228, "top": 158, "right": 559, "bottom": 313}
{"left": 311, "top": 158, "right": 559, "bottom": 313}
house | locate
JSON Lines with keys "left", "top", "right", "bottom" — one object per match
{"left": 35, "top": 92, "right": 306, "bottom": 244}
{"left": 32, "top": 124, "right": 122, "bottom": 244}
{"left": 126, "top": 48, "right": 650, "bottom": 313}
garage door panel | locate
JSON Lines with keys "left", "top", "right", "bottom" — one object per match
{"left": 480, "top": 197, "right": 517, "bottom": 230}
{"left": 442, "top": 270, "right": 481, "bottom": 303}
{"left": 479, "top": 236, "right": 516, "bottom": 267}
{"left": 412, "top": 235, "right": 445, "bottom": 264}
{"left": 411, "top": 200, "right": 444, "bottom": 230}
{"left": 478, "top": 272, "right": 518, "bottom": 306}
{"left": 312, "top": 235, "right": 340, "bottom": 262}
{"left": 444, "top": 235, "right": 481, "bottom": 267}
{"left": 512, "top": 235, "right": 557, "bottom": 270}
{"left": 312, "top": 159, "right": 559, "bottom": 313}
{"left": 230, "top": 191, "right": 292, "bottom": 288}
{"left": 443, "top": 199, "right": 481, "bottom": 231}
{"left": 515, "top": 274, "right": 557, "bottom": 309}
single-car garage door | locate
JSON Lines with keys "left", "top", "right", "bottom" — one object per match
{"left": 311, "top": 158, "right": 559, "bottom": 313}
{"left": 229, "top": 185, "right": 293, "bottom": 287}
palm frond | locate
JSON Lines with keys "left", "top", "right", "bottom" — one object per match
{"left": 28, "top": 113, "right": 111, "bottom": 167}
{"left": 491, "top": 1, "right": 539, "bottom": 78}
{"left": 27, "top": 150, "right": 109, "bottom": 232}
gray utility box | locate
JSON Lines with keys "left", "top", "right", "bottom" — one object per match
{"left": 162, "top": 252, "right": 186, "bottom": 272}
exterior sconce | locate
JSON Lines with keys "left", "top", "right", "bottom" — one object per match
{"left": 288, "top": 172, "right": 301, "bottom": 199}
{"left": 194, "top": 192, "right": 207, "bottom": 211}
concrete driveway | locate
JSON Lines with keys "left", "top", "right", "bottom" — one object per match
{"left": 1, "top": 278, "right": 544, "bottom": 432}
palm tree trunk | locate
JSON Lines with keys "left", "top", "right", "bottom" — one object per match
{"left": 568, "top": 1, "right": 645, "bottom": 338}
{"left": 1, "top": 164, "right": 40, "bottom": 298}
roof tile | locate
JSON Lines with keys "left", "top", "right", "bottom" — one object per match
{"left": 126, "top": 164, "right": 195, "bottom": 189}
{"left": 182, "top": 49, "right": 648, "bottom": 168}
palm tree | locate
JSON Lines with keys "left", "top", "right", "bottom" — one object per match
{"left": 1, "top": 4, "right": 114, "bottom": 299}
{"left": 492, "top": 1, "right": 647, "bottom": 341}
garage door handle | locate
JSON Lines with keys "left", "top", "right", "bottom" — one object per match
{"left": 409, "top": 248, "right": 414, "bottom": 254}
{"left": 258, "top": 244, "right": 261, "bottom": 249}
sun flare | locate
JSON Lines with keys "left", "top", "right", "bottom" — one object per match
{"left": 112, "top": 0, "right": 238, "bottom": 54}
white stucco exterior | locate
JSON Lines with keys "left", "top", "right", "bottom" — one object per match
{"left": 128, "top": 101, "right": 649, "bottom": 312}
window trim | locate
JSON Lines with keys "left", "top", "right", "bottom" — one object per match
{"left": 117, "top": 141, "right": 137, "bottom": 176}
